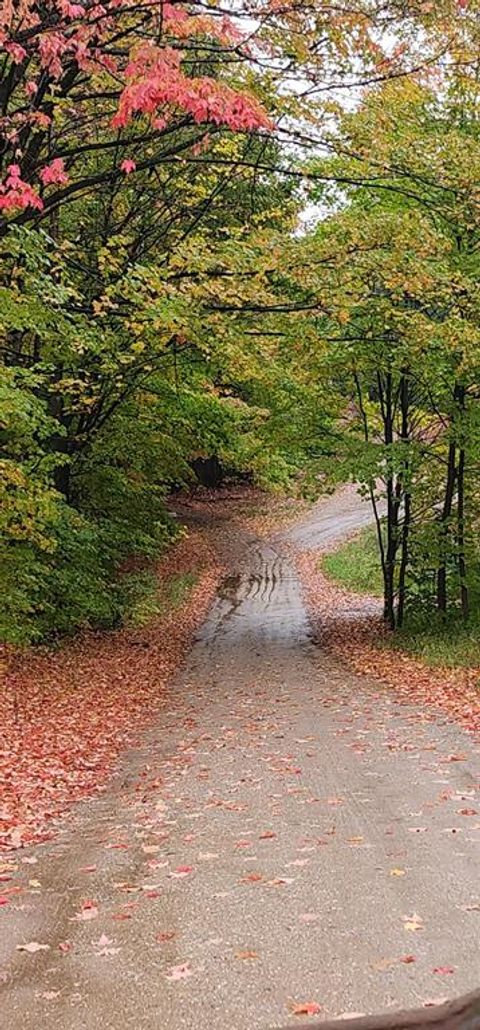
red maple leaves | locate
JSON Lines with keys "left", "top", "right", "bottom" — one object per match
{"left": 0, "top": 1, "right": 272, "bottom": 212}
{"left": 0, "top": 165, "right": 43, "bottom": 212}
{"left": 112, "top": 44, "right": 272, "bottom": 134}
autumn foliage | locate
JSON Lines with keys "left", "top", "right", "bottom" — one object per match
{"left": 3, "top": 0, "right": 480, "bottom": 847}
{"left": 1, "top": 528, "right": 221, "bottom": 849}
{"left": 0, "top": 1, "right": 272, "bottom": 213}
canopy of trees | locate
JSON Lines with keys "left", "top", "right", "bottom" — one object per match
{"left": 2, "top": 0, "right": 480, "bottom": 643}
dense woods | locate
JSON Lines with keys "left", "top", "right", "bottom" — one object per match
{"left": 2, "top": 0, "right": 480, "bottom": 645}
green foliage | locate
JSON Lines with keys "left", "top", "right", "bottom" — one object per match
{"left": 1, "top": 158, "right": 326, "bottom": 644}
{"left": 121, "top": 569, "right": 198, "bottom": 628}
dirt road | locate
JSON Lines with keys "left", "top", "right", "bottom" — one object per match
{"left": 2, "top": 491, "right": 479, "bottom": 1029}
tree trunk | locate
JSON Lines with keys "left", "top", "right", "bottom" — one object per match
{"left": 382, "top": 372, "right": 398, "bottom": 631}
{"left": 457, "top": 445, "right": 469, "bottom": 621}
{"left": 396, "top": 373, "right": 411, "bottom": 631}
{"left": 397, "top": 491, "right": 411, "bottom": 630}
{"left": 436, "top": 437, "right": 457, "bottom": 618}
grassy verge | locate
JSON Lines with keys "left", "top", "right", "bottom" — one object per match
{"left": 121, "top": 569, "right": 198, "bottom": 627}
{"left": 322, "top": 528, "right": 480, "bottom": 669}
{"left": 393, "top": 617, "right": 480, "bottom": 669}
{"left": 322, "top": 528, "right": 383, "bottom": 596}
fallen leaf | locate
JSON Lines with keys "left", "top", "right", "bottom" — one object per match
{"left": 266, "top": 876, "right": 294, "bottom": 886}
{"left": 73, "top": 899, "right": 98, "bottom": 921}
{"left": 372, "top": 958, "right": 395, "bottom": 971}
{"left": 165, "top": 962, "right": 192, "bottom": 981}
{"left": 403, "top": 914, "right": 423, "bottom": 932}
{"left": 169, "top": 866, "right": 194, "bottom": 879}
{"left": 8, "top": 828, "right": 24, "bottom": 849}
{"left": 290, "top": 1001, "right": 322, "bottom": 1016}
{"left": 16, "top": 941, "right": 50, "bottom": 953}
{"left": 92, "top": 933, "right": 113, "bottom": 949}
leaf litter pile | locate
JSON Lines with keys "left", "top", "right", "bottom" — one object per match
{"left": 1, "top": 529, "right": 222, "bottom": 850}
{"left": 297, "top": 551, "right": 480, "bottom": 738}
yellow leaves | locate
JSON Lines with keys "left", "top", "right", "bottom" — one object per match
{"left": 92, "top": 295, "right": 115, "bottom": 317}
{"left": 403, "top": 914, "right": 424, "bottom": 932}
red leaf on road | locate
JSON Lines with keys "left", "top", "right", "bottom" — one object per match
{"left": 290, "top": 1001, "right": 322, "bottom": 1016}
{"left": 169, "top": 866, "right": 194, "bottom": 879}
{"left": 73, "top": 899, "right": 99, "bottom": 921}
{"left": 165, "top": 962, "right": 192, "bottom": 981}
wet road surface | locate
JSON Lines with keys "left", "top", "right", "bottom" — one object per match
{"left": 1, "top": 491, "right": 479, "bottom": 1029}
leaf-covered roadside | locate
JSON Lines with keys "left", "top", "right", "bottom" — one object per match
{"left": 297, "top": 551, "right": 480, "bottom": 739}
{"left": 0, "top": 529, "right": 222, "bottom": 851}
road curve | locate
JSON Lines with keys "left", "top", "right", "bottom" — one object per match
{"left": 1, "top": 491, "right": 479, "bottom": 1030}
